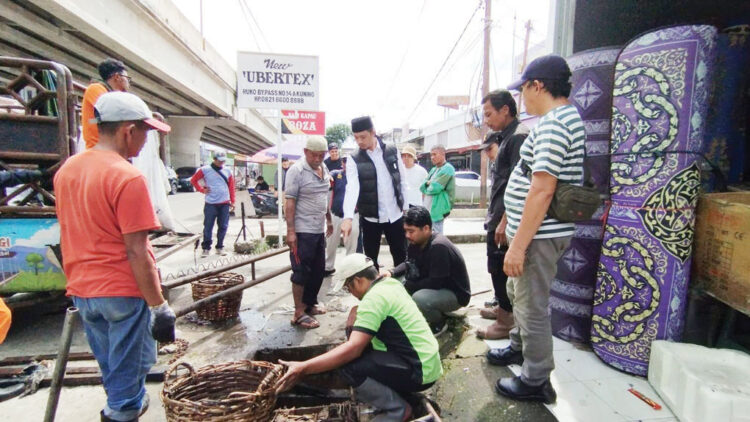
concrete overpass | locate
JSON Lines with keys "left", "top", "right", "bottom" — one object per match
{"left": 0, "top": 0, "right": 276, "bottom": 167}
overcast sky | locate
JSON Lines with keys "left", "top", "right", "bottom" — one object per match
{"left": 175, "top": 0, "right": 551, "bottom": 131}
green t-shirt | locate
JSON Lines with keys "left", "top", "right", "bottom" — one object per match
{"left": 352, "top": 277, "right": 443, "bottom": 385}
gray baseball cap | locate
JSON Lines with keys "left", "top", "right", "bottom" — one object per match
{"left": 91, "top": 91, "right": 171, "bottom": 132}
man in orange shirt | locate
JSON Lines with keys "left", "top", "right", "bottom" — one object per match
{"left": 55, "top": 91, "right": 173, "bottom": 422}
{"left": 81, "top": 58, "right": 131, "bottom": 149}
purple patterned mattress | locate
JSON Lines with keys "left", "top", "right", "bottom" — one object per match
{"left": 592, "top": 25, "right": 718, "bottom": 376}
{"left": 550, "top": 47, "right": 619, "bottom": 344}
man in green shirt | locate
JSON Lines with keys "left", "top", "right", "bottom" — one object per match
{"left": 276, "top": 253, "right": 442, "bottom": 421}
{"left": 420, "top": 145, "right": 455, "bottom": 234}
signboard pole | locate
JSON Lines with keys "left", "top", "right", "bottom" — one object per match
{"left": 276, "top": 110, "right": 284, "bottom": 247}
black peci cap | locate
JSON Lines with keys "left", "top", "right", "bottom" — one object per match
{"left": 351, "top": 116, "right": 373, "bottom": 133}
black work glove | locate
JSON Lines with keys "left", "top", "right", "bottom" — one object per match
{"left": 149, "top": 302, "right": 176, "bottom": 343}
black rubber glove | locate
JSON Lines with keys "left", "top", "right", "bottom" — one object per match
{"left": 149, "top": 302, "right": 176, "bottom": 343}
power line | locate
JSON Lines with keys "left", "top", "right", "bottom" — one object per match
{"left": 377, "top": 0, "right": 428, "bottom": 112}
{"left": 406, "top": 0, "right": 483, "bottom": 123}
{"left": 237, "top": 0, "right": 262, "bottom": 51}
{"left": 241, "top": 0, "right": 272, "bottom": 51}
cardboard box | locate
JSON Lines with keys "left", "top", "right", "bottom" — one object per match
{"left": 692, "top": 192, "right": 750, "bottom": 315}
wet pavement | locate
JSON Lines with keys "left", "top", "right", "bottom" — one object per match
{"left": 0, "top": 192, "right": 556, "bottom": 421}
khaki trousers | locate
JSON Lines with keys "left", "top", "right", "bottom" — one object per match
{"left": 506, "top": 235, "right": 571, "bottom": 386}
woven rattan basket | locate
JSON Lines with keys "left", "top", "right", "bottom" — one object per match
{"left": 272, "top": 402, "right": 359, "bottom": 421}
{"left": 161, "top": 360, "right": 284, "bottom": 422}
{"left": 191, "top": 272, "right": 244, "bottom": 321}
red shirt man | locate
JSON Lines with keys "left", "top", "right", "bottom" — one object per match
{"left": 55, "top": 91, "right": 174, "bottom": 421}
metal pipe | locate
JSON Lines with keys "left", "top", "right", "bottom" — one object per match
{"left": 175, "top": 265, "right": 291, "bottom": 318}
{"left": 0, "top": 206, "right": 57, "bottom": 215}
{"left": 44, "top": 307, "right": 79, "bottom": 422}
{"left": 162, "top": 246, "right": 289, "bottom": 289}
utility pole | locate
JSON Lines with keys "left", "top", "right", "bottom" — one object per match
{"left": 479, "top": 0, "right": 491, "bottom": 208}
{"left": 521, "top": 20, "right": 533, "bottom": 71}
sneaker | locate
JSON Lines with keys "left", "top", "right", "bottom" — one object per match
{"left": 216, "top": 248, "right": 227, "bottom": 256}
{"left": 201, "top": 249, "right": 210, "bottom": 257}
{"left": 139, "top": 393, "right": 150, "bottom": 416}
{"left": 484, "top": 297, "right": 499, "bottom": 308}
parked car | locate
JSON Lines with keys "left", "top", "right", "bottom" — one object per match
{"left": 453, "top": 170, "right": 491, "bottom": 202}
{"left": 175, "top": 166, "right": 197, "bottom": 192}
{"left": 165, "top": 166, "right": 178, "bottom": 195}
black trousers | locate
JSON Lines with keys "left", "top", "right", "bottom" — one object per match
{"left": 289, "top": 232, "right": 325, "bottom": 307}
{"left": 486, "top": 229, "right": 512, "bottom": 312}
{"left": 360, "top": 217, "right": 406, "bottom": 270}
{"left": 339, "top": 349, "right": 433, "bottom": 393}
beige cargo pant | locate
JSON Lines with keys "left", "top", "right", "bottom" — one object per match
{"left": 506, "top": 235, "right": 571, "bottom": 386}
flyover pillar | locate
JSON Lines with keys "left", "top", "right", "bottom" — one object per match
{"left": 167, "top": 117, "right": 210, "bottom": 168}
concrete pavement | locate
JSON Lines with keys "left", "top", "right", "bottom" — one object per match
{"left": 0, "top": 191, "right": 555, "bottom": 421}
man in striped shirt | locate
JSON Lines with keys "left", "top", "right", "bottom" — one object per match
{"left": 488, "top": 55, "right": 585, "bottom": 404}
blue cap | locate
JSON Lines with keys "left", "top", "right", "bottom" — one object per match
{"left": 508, "top": 54, "right": 571, "bottom": 91}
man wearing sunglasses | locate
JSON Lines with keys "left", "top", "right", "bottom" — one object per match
{"left": 275, "top": 253, "right": 441, "bottom": 421}
{"left": 82, "top": 58, "right": 132, "bottom": 149}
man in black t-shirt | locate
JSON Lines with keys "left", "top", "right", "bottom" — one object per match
{"left": 323, "top": 143, "right": 343, "bottom": 171}
{"left": 382, "top": 206, "right": 471, "bottom": 334}
{"left": 255, "top": 176, "right": 270, "bottom": 191}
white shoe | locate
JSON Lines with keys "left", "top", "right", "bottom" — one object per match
{"left": 201, "top": 249, "right": 210, "bottom": 257}
{"left": 216, "top": 248, "right": 227, "bottom": 256}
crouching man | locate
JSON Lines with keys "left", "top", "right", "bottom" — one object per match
{"left": 382, "top": 206, "right": 471, "bottom": 335}
{"left": 276, "top": 254, "right": 442, "bottom": 421}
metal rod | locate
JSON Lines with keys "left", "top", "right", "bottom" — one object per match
{"left": 175, "top": 265, "right": 291, "bottom": 318}
{"left": 0, "top": 206, "right": 57, "bottom": 214}
{"left": 241, "top": 202, "right": 247, "bottom": 241}
{"left": 162, "top": 246, "right": 289, "bottom": 289}
{"left": 44, "top": 307, "right": 79, "bottom": 422}
{"left": 153, "top": 233, "right": 201, "bottom": 262}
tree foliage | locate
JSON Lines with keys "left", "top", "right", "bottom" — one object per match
{"left": 25, "top": 253, "right": 44, "bottom": 275}
{"left": 325, "top": 123, "right": 352, "bottom": 147}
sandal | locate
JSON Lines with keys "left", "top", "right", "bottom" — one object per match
{"left": 291, "top": 313, "right": 320, "bottom": 329}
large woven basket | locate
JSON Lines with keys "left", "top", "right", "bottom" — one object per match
{"left": 191, "top": 272, "right": 244, "bottom": 321}
{"left": 272, "top": 402, "right": 358, "bottom": 421}
{"left": 161, "top": 360, "right": 284, "bottom": 422}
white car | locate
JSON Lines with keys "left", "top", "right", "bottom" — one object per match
{"left": 454, "top": 170, "right": 491, "bottom": 202}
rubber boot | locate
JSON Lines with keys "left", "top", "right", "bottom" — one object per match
{"left": 496, "top": 308, "right": 514, "bottom": 329}
{"left": 355, "top": 377, "right": 411, "bottom": 422}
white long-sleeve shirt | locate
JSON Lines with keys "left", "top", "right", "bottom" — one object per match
{"left": 343, "top": 141, "right": 409, "bottom": 223}
{"left": 404, "top": 164, "right": 428, "bottom": 206}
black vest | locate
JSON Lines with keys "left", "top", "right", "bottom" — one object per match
{"left": 352, "top": 137, "right": 404, "bottom": 218}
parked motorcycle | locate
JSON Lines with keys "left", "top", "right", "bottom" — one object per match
{"left": 249, "top": 190, "right": 278, "bottom": 217}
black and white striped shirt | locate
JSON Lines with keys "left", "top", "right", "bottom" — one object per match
{"left": 504, "top": 105, "right": 585, "bottom": 239}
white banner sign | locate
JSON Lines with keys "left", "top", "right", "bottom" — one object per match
{"left": 237, "top": 52, "right": 319, "bottom": 111}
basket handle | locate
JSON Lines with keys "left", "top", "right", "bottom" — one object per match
{"left": 257, "top": 363, "right": 286, "bottom": 391}
{"left": 164, "top": 361, "right": 195, "bottom": 382}
{"left": 227, "top": 391, "right": 257, "bottom": 398}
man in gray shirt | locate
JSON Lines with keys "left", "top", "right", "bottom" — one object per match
{"left": 285, "top": 136, "right": 333, "bottom": 329}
